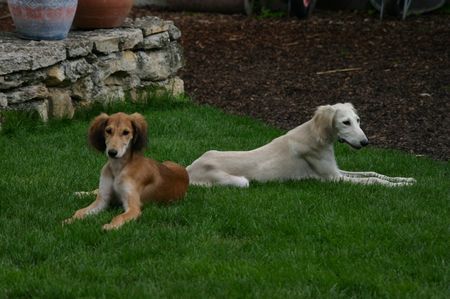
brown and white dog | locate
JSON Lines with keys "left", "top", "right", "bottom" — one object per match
{"left": 64, "top": 112, "right": 189, "bottom": 230}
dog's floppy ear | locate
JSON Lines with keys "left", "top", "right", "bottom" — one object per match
{"left": 88, "top": 113, "right": 109, "bottom": 152}
{"left": 312, "top": 105, "right": 336, "bottom": 143}
{"left": 343, "top": 102, "right": 355, "bottom": 112}
{"left": 129, "top": 113, "right": 148, "bottom": 152}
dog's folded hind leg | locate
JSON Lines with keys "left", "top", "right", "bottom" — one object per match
{"left": 213, "top": 170, "right": 250, "bottom": 187}
{"left": 190, "top": 169, "right": 250, "bottom": 188}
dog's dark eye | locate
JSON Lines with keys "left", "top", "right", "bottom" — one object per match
{"left": 123, "top": 130, "right": 130, "bottom": 136}
{"left": 343, "top": 120, "right": 351, "bottom": 126}
{"left": 357, "top": 118, "right": 360, "bottom": 123}
{"left": 105, "top": 128, "right": 113, "bottom": 134}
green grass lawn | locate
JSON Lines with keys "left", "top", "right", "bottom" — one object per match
{"left": 0, "top": 98, "right": 448, "bottom": 298}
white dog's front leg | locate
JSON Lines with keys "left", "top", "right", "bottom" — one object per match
{"left": 337, "top": 172, "right": 414, "bottom": 187}
{"left": 339, "top": 170, "right": 416, "bottom": 184}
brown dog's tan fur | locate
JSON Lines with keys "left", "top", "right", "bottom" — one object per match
{"left": 64, "top": 112, "right": 189, "bottom": 230}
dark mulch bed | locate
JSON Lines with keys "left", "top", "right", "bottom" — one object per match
{"left": 1, "top": 5, "right": 449, "bottom": 160}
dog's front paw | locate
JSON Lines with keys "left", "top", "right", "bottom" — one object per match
{"left": 62, "top": 217, "right": 75, "bottom": 226}
{"left": 102, "top": 223, "right": 121, "bottom": 231}
{"left": 406, "top": 177, "right": 417, "bottom": 184}
{"left": 236, "top": 176, "right": 250, "bottom": 188}
{"left": 74, "top": 189, "right": 98, "bottom": 198}
{"left": 397, "top": 177, "right": 416, "bottom": 185}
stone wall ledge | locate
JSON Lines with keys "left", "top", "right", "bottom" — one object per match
{"left": 0, "top": 16, "right": 184, "bottom": 121}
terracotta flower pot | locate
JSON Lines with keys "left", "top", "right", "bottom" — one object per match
{"left": 7, "top": 0, "right": 78, "bottom": 40}
{"left": 73, "top": 0, "right": 133, "bottom": 29}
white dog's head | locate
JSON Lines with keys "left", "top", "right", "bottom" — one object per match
{"left": 313, "top": 103, "right": 368, "bottom": 149}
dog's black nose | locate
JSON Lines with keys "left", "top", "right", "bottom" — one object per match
{"left": 108, "top": 149, "right": 118, "bottom": 158}
{"left": 360, "top": 139, "right": 369, "bottom": 147}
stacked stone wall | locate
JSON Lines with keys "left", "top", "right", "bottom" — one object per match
{"left": 0, "top": 17, "right": 184, "bottom": 120}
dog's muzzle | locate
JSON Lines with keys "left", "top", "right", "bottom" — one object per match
{"left": 107, "top": 149, "right": 118, "bottom": 158}
{"left": 338, "top": 137, "right": 369, "bottom": 149}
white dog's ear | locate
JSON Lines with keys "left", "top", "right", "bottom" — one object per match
{"left": 312, "top": 105, "right": 336, "bottom": 143}
{"left": 343, "top": 102, "right": 355, "bottom": 111}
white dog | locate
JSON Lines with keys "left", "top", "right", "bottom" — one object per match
{"left": 187, "top": 103, "right": 415, "bottom": 187}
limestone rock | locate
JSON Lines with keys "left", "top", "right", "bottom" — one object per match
{"left": 48, "top": 89, "right": 74, "bottom": 119}
{"left": 70, "top": 29, "right": 143, "bottom": 54}
{"left": 46, "top": 67, "right": 65, "bottom": 86}
{"left": 1, "top": 84, "right": 49, "bottom": 105}
{"left": 166, "top": 21, "right": 182, "bottom": 40}
{"left": 33, "top": 100, "right": 49, "bottom": 122}
{"left": 65, "top": 36, "right": 94, "bottom": 58}
{"left": 92, "top": 86, "right": 126, "bottom": 103}
{"left": 136, "top": 43, "right": 183, "bottom": 81}
{"left": 0, "top": 33, "right": 67, "bottom": 75}
{"left": 0, "top": 75, "right": 23, "bottom": 90}
{"left": 0, "top": 94, "right": 7, "bottom": 108}
{"left": 92, "top": 51, "right": 138, "bottom": 84}
{"left": 104, "top": 73, "right": 141, "bottom": 88}
{"left": 124, "top": 16, "right": 170, "bottom": 37}
{"left": 136, "top": 51, "right": 170, "bottom": 81}
{"left": 163, "top": 76, "right": 185, "bottom": 95}
{"left": 119, "top": 29, "right": 144, "bottom": 50}
{"left": 142, "top": 76, "right": 185, "bottom": 96}
{"left": 64, "top": 59, "right": 95, "bottom": 82}
{"left": 46, "top": 58, "right": 94, "bottom": 86}
{"left": 0, "top": 69, "right": 48, "bottom": 90}
{"left": 139, "top": 32, "right": 170, "bottom": 50}
{"left": 71, "top": 76, "right": 95, "bottom": 101}
{"left": 11, "top": 100, "right": 49, "bottom": 122}
{"left": 93, "top": 35, "right": 120, "bottom": 54}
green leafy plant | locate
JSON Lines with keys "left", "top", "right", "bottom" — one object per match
{"left": 258, "top": 7, "right": 286, "bottom": 18}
